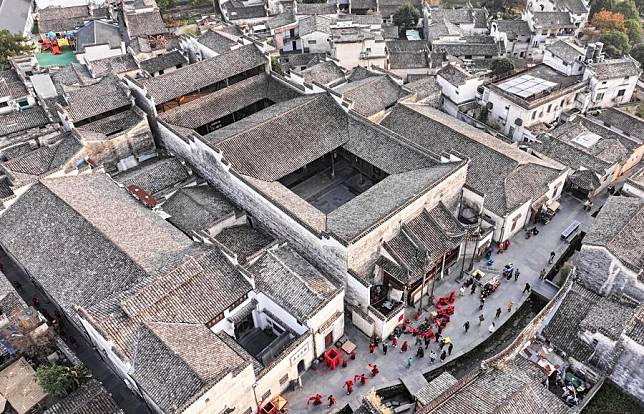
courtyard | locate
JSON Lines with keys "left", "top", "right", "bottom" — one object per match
{"left": 284, "top": 193, "right": 598, "bottom": 412}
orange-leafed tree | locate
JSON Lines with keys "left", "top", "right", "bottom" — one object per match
{"left": 591, "top": 10, "right": 626, "bottom": 33}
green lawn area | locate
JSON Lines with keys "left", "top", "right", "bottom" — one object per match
{"left": 582, "top": 381, "right": 644, "bottom": 414}
{"left": 36, "top": 46, "right": 78, "bottom": 67}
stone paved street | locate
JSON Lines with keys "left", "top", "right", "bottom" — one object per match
{"left": 285, "top": 194, "right": 598, "bottom": 412}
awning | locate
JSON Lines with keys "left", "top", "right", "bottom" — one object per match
{"left": 272, "top": 395, "right": 287, "bottom": 410}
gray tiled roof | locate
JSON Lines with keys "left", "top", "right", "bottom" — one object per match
{"left": 382, "top": 104, "right": 561, "bottom": 216}
{"left": 625, "top": 309, "right": 644, "bottom": 346}
{"left": 86, "top": 246, "right": 253, "bottom": 365}
{"left": 76, "top": 20, "right": 123, "bottom": 52}
{"left": 437, "top": 64, "right": 472, "bottom": 86}
{"left": 163, "top": 185, "right": 237, "bottom": 234}
{"left": 214, "top": 224, "right": 275, "bottom": 263}
{"left": 383, "top": 203, "right": 466, "bottom": 283}
{"left": 587, "top": 58, "right": 642, "bottom": 81}
{"left": 583, "top": 196, "right": 644, "bottom": 272}
{"left": 297, "top": 60, "right": 346, "bottom": 86}
{"left": 0, "top": 107, "right": 51, "bottom": 138}
{"left": 43, "top": 379, "right": 123, "bottom": 414}
{"left": 387, "top": 40, "right": 429, "bottom": 69}
{"left": 299, "top": 14, "right": 333, "bottom": 35}
{"left": 557, "top": 0, "right": 589, "bottom": 14}
{"left": 338, "top": 75, "right": 407, "bottom": 116}
{"left": 404, "top": 76, "right": 441, "bottom": 100}
{"left": 533, "top": 11, "right": 574, "bottom": 27}
{"left": 416, "top": 372, "right": 458, "bottom": 406}
{"left": 2, "top": 132, "right": 82, "bottom": 183}
{"left": 140, "top": 44, "right": 267, "bottom": 104}
{"left": 296, "top": 1, "right": 337, "bottom": 15}
{"left": 0, "top": 69, "right": 28, "bottom": 99}
{"left": 76, "top": 107, "right": 146, "bottom": 136}
{"left": 590, "top": 108, "right": 644, "bottom": 142}
{"left": 209, "top": 94, "right": 349, "bottom": 181}
{"left": 350, "top": 0, "right": 378, "bottom": 10}
{"left": 113, "top": 157, "right": 190, "bottom": 196}
{"left": 267, "top": 9, "right": 296, "bottom": 29}
{"left": 139, "top": 50, "right": 187, "bottom": 75}
{"left": 62, "top": 76, "right": 131, "bottom": 122}
{"left": 492, "top": 19, "right": 531, "bottom": 40}
{"left": 159, "top": 73, "right": 302, "bottom": 129}
{"left": 87, "top": 53, "right": 139, "bottom": 78}
{"left": 327, "top": 162, "right": 462, "bottom": 241}
{"left": 248, "top": 243, "right": 340, "bottom": 320}
{"left": 124, "top": 10, "right": 167, "bottom": 36}
{"left": 196, "top": 30, "right": 238, "bottom": 54}
{"left": 543, "top": 282, "right": 636, "bottom": 361}
{"left": 423, "top": 359, "right": 570, "bottom": 413}
{"left": 434, "top": 41, "right": 501, "bottom": 58}
{"left": 0, "top": 174, "right": 193, "bottom": 321}
{"left": 222, "top": 1, "right": 267, "bottom": 20}
{"left": 546, "top": 40, "right": 584, "bottom": 64}
{"left": 37, "top": 5, "right": 91, "bottom": 33}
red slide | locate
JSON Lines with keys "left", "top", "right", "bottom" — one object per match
{"left": 51, "top": 45, "right": 61, "bottom": 55}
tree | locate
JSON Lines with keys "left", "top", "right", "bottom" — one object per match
{"left": 591, "top": 10, "right": 626, "bottom": 32}
{"left": 0, "top": 30, "right": 32, "bottom": 69}
{"left": 491, "top": 58, "right": 514, "bottom": 77}
{"left": 36, "top": 364, "right": 87, "bottom": 397}
{"left": 393, "top": 3, "right": 421, "bottom": 34}
{"left": 600, "top": 30, "right": 630, "bottom": 57}
{"left": 156, "top": 0, "right": 176, "bottom": 9}
{"left": 631, "top": 43, "right": 644, "bottom": 67}
{"left": 624, "top": 19, "right": 642, "bottom": 43}
{"left": 614, "top": 0, "right": 639, "bottom": 19}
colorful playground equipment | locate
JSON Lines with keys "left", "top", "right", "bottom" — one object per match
{"left": 40, "top": 38, "right": 61, "bottom": 55}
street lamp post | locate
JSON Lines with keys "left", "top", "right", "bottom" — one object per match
{"left": 252, "top": 383, "right": 259, "bottom": 413}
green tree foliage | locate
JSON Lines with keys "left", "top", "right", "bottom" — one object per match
{"left": 271, "top": 56, "right": 284, "bottom": 75}
{"left": 0, "top": 30, "right": 32, "bottom": 69}
{"left": 624, "top": 19, "right": 642, "bottom": 43}
{"left": 631, "top": 43, "right": 644, "bottom": 67}
{"left": 36, "top": 364, "right": 87, "bottom": 397}
{"left": 491, "top": 58, "right": 515, "bottom": 77}
{"left": 393, "top": 3, "right": 421, "bottom": 33}
{"left": 614, "top": 0, "right": 639, "bottom": 19}
{"left": 600, "top": 30, "right": 631, "bottom": 57}
{"left": 157, "top": 0, "right": 176, "bottom": 9}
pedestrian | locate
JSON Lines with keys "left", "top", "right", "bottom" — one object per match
{"left": 495, "top": 307, "right": 502, "bottom": 318}
{"left": 382, "top": 343, "right": 388, "bottom": 355}
{"left": 479, "top": 297, "right": 485, "bottom": 310}
{"left": 415, "top": 336, "right": 422, "bottom": 346}
{"left": 369, "top": 342, "right": 376, "bottom": 354}
{"left": 416, "top": 346, "right": 424, "bottom": 358}
{"left": 504, "top": 239, "right": 511, "bottom": 250}
{"left": 440, "top": 350, "right": 447, "bottom": 361}
{"left": 328, "top": 395, "right": 336, "bottom": 408}
{"left": 439, "top": 339, "right": 446, "bottom": 351}
{"left": 358, "top": 373, "right": 368, "bottom": 385}
{"left": 549, "top": 251, "right": 556, "bottom": 264}
{"left": 401, "top": 341, "right": 408, "bottom": 352}
{"left": 540, "top": 268, "right": 546, "bottom": 280}
{"left": 523, "top": 283, "right": 531, "bottom": 294}
{"left": 424, "top": 336, "right": 430, "bottom": 349}
{"left": 489, "top": 322, "right": 496, "bottom": 333}
{"left": 463, "top": 320, "right": 470, "bottom": 333}
{"left": 345, "top": 380, "right": 353, "bottom": 395}
{"left": 370, "top": 364, "right": 379, "bottom": 377}
{"left": 459, "top": 286, "right": 466, "bottom": 296}
{"left": 392, "top": 336, "right": 398, "bottom": 348}
{"left": 514, "top": 268, "right": 520, "bottom": 281}
{"left": 478, "top": 314, "right": 485, "bottom": 325}
{"left": 32, "top": 297, "right": 39, "bottom": 307}
{"left": 407, "top": 356, "right": 413, "bottom": 368}
{"left": 429, "top": 350, "right": 437, "bottom": 363}
{"left": 498, "top": 241, "right": 504, "bottom": 254}
{"left": 448, "top": 342, "right": 453, "bottom": 356}
{"left": 507, "top": 300, "right": 514, "bottom": 312}
{"left": 470, "top": 283, "right": 477, "bottom": 294}
{"left": 435, "top": 332, "right": 441, "bottom": 343}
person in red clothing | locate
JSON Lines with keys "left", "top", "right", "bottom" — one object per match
{"left": 369, "top": 364, "right": 379, "bottom": 377}
{"left": 345, "top": 380, "right": 353, "bottom": 395}
{"left": 369, "top": 342, "right": 376, "bottom": 353}
{"left": 401, "top": 341, "right": 408, "bottom": 352}
{"left": 307, "top": 394, "right": 322, "bottom": 405}
{"left": 354, "top": 373, "right": 368, "bottom": 385}
{"left": 328, "top": 395, "right": 336, "bottom": 408}
{"left": 392, "top": 336, "right": 398, "bottom": 347}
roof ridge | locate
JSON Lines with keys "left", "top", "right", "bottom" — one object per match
{"left": 216, "top": 94, "right": 320, "bottom": 146}
{"left": 265, "top": 247, "right": 325, "bottom": 300}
